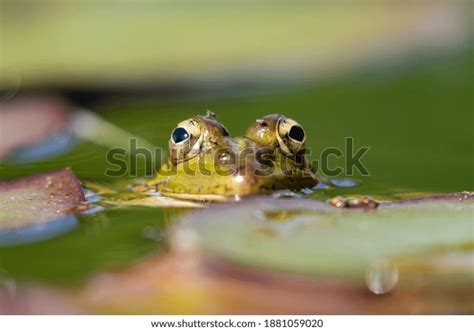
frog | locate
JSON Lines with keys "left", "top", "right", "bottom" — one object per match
{"left": 146, "top": 111, "right": 318, "bottom": 199}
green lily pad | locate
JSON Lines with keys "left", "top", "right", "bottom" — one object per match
{"left": 2, "top": 2, "right": 468, "bottom": 88}
{"left": 173, "top": 195, "right": 474, "bottom": 280}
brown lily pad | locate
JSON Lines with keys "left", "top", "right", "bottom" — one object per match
{"left": 0, "top": 168, "right": 85, "bottom": 245}
{"left": 0, "top": 95, "right": 72, "bottom": 160}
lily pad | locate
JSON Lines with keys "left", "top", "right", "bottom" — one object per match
{"left": 2, "top": 193, "right": 471, "bottom": 314}
{"left": 173, "top": 195, "right": 474, "bottom": 281}
{"left": 0, "top": 168, "right": 85, "bottom": 245}
{"left": 1, "top": 2, "right": 468, "bottom": 88}
{"left": 0, "top": 96, "right": 74, "bottom": 163}
{"left": 63, "top": 194, "right": 473, "bottom": 314}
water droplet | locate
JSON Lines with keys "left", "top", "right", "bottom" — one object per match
{"left": 80, "top": 204, "right": 104, "bottom": 215}
{"left": 314, "top": 182, "right": 330, "bottom": 190}
{"left": 365, "top": 258, "right": 399, "bottom": 294}
{"left": 331, "top": 178, "right": 358, "bottom": 188}
{"left": 300, "top": 187, "right": 314, "bottom": 195}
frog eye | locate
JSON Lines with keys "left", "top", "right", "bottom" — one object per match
{"left": 171, "top": 127, "right": 190, "bottom": 144}
{"left": 277, "top": 117, "right": 306, "bottom": 156}
{"left": 169, "top": 119, "right": 202, "bottom": 163}
{"left": 170, "top": 119, "right": 201, "bottom": 145}
{"left": 244, "top": 114, "right": 307, "bottom": 157}
{"left": 288, "top": 125, "right": 305, "bottom": 142}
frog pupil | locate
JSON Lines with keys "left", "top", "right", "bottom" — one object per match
{"left": 172, "top": 127, "right": 190, "bottom": 144}
{"left": 288, "top": 125, "right": 304, "bottom": 142}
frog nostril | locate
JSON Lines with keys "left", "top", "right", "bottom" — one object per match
{"left": 172, "top": 127, "right": 190, "bottom": 144}
{"left": 288, "top": 125, "right": 305, "bottom": 142}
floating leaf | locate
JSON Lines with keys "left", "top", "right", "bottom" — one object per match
{"left": 68, "top": 194, "right": 474, "bottom": 314}
{"left": 173, "top": 196, "right": 474, "bottom": 280}
{"left": 0, "top": 168, "right": 85, "bottom": 245}
{"left": 1, "top": 2, "right": 468, "bottom": 88}
{"left": 2, "top": 194, "right": 472, "bottom": 314}
{"left": 0, "top": 96, "right": 74, "bottom": 163}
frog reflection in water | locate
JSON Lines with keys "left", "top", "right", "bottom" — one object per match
{"left": 147, "top": 111, "right": 318, "bottom": 197}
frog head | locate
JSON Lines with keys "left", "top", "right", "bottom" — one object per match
{"left": 148, "top": 111, "right": 317, "bottom": 197}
